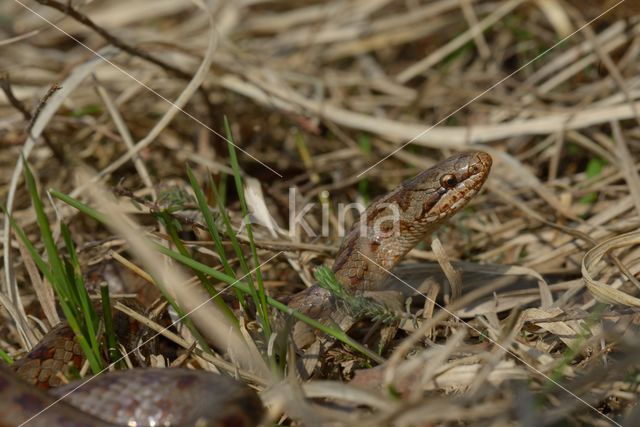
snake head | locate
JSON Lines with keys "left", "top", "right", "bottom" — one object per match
{"left": 422, "top": 150, "right": 492, "bottom": 222}
{"left": 333, "top": 151, "right": 491, "bottom": 291}
{"left": 374, "top": 150, "right": 492, "bottom": 229}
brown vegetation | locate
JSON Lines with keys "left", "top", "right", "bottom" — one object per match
{"left": 1, "top": 1, "right": 639, "bottom": 425}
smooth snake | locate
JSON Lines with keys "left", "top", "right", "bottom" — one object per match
{"left": 1, "top": 151, "right": 492, "bottom": 426}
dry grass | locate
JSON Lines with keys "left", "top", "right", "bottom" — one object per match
{"left": 1, "top": 0, "right": 640, "bottom": 425}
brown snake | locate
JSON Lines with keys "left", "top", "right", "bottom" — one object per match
{"left": 1, "top": 151, "right": 491, "bottom": 426}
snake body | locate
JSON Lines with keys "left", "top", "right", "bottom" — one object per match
{"left": 2, "top": 151, "right": 491, "bottom": 426}
{"left": 289, "top": 151, "right": 492, "bottom": 347}
{"left": 0, "top": 364, "right": 263, "bottom": 427}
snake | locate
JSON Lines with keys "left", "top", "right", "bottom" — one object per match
{"left": 1, "top": 151, "right": 492, "bottom": 426}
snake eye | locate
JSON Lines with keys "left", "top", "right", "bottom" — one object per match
{"left": 440, "top": 174, "right": 457, "bottom": 189}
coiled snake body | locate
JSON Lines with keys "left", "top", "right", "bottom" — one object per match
{"left": 1, "top": 151, "right": 491, "bottom": 426}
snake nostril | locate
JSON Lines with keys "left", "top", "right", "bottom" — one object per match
{"left": 476, "top": 151, "right": 492, "bottom": 169}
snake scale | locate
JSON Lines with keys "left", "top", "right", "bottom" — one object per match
{"left": 1, "top": 151, "right": 491, "bottom": 426}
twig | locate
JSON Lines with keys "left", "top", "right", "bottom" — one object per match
{"left": 0, "top": 76, "right": 65, "bottom": 161}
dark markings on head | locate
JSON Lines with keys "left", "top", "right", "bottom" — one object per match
{"left": 382, "top": 187, "right": 413, "bottom": 212}
{"left": 418, "top": 191, "right": 442, "bottom": 221}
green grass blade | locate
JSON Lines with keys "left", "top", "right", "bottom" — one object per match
{"left": 50, "top": 189, "right": 216, "bottom": 358}
{"left": 60, "top": 224, "right": 101, "bottom": 362}
{"left": 186, "top": 166, "right": 235, "bottom": 277}
{"left": 99, "top": 283, "right": 122, "bottom": 365}
{"left": 357, "top": 134, "right": 371, "bottom": 204}
{"left": 207, "top": 174, "right": 254, "bottom": 311}
{"left": 224, "top": 117, "right": 271, "bottom": 337}
{"left": 52, "top": 189, "right": 385, "bottom": 363}
{"left": 0, "top": 348, "right": 13, "bottom": 364}
{"left": 160, "top": 210, "right": 237, "bottom": 324}
{"left": 21, "top": 159, "right": 103, "bottom": 373}
{"left": 155, "top": 242, "right": 384, "bottom": 363}
{"left": 22, "top": 158, "right": 69, "bottom": 296}
{"left": 186, "top": 165, "right": 248, "bottom": 310}
{"left": 2, "top": 205, "right": 53, "bottom": 284}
